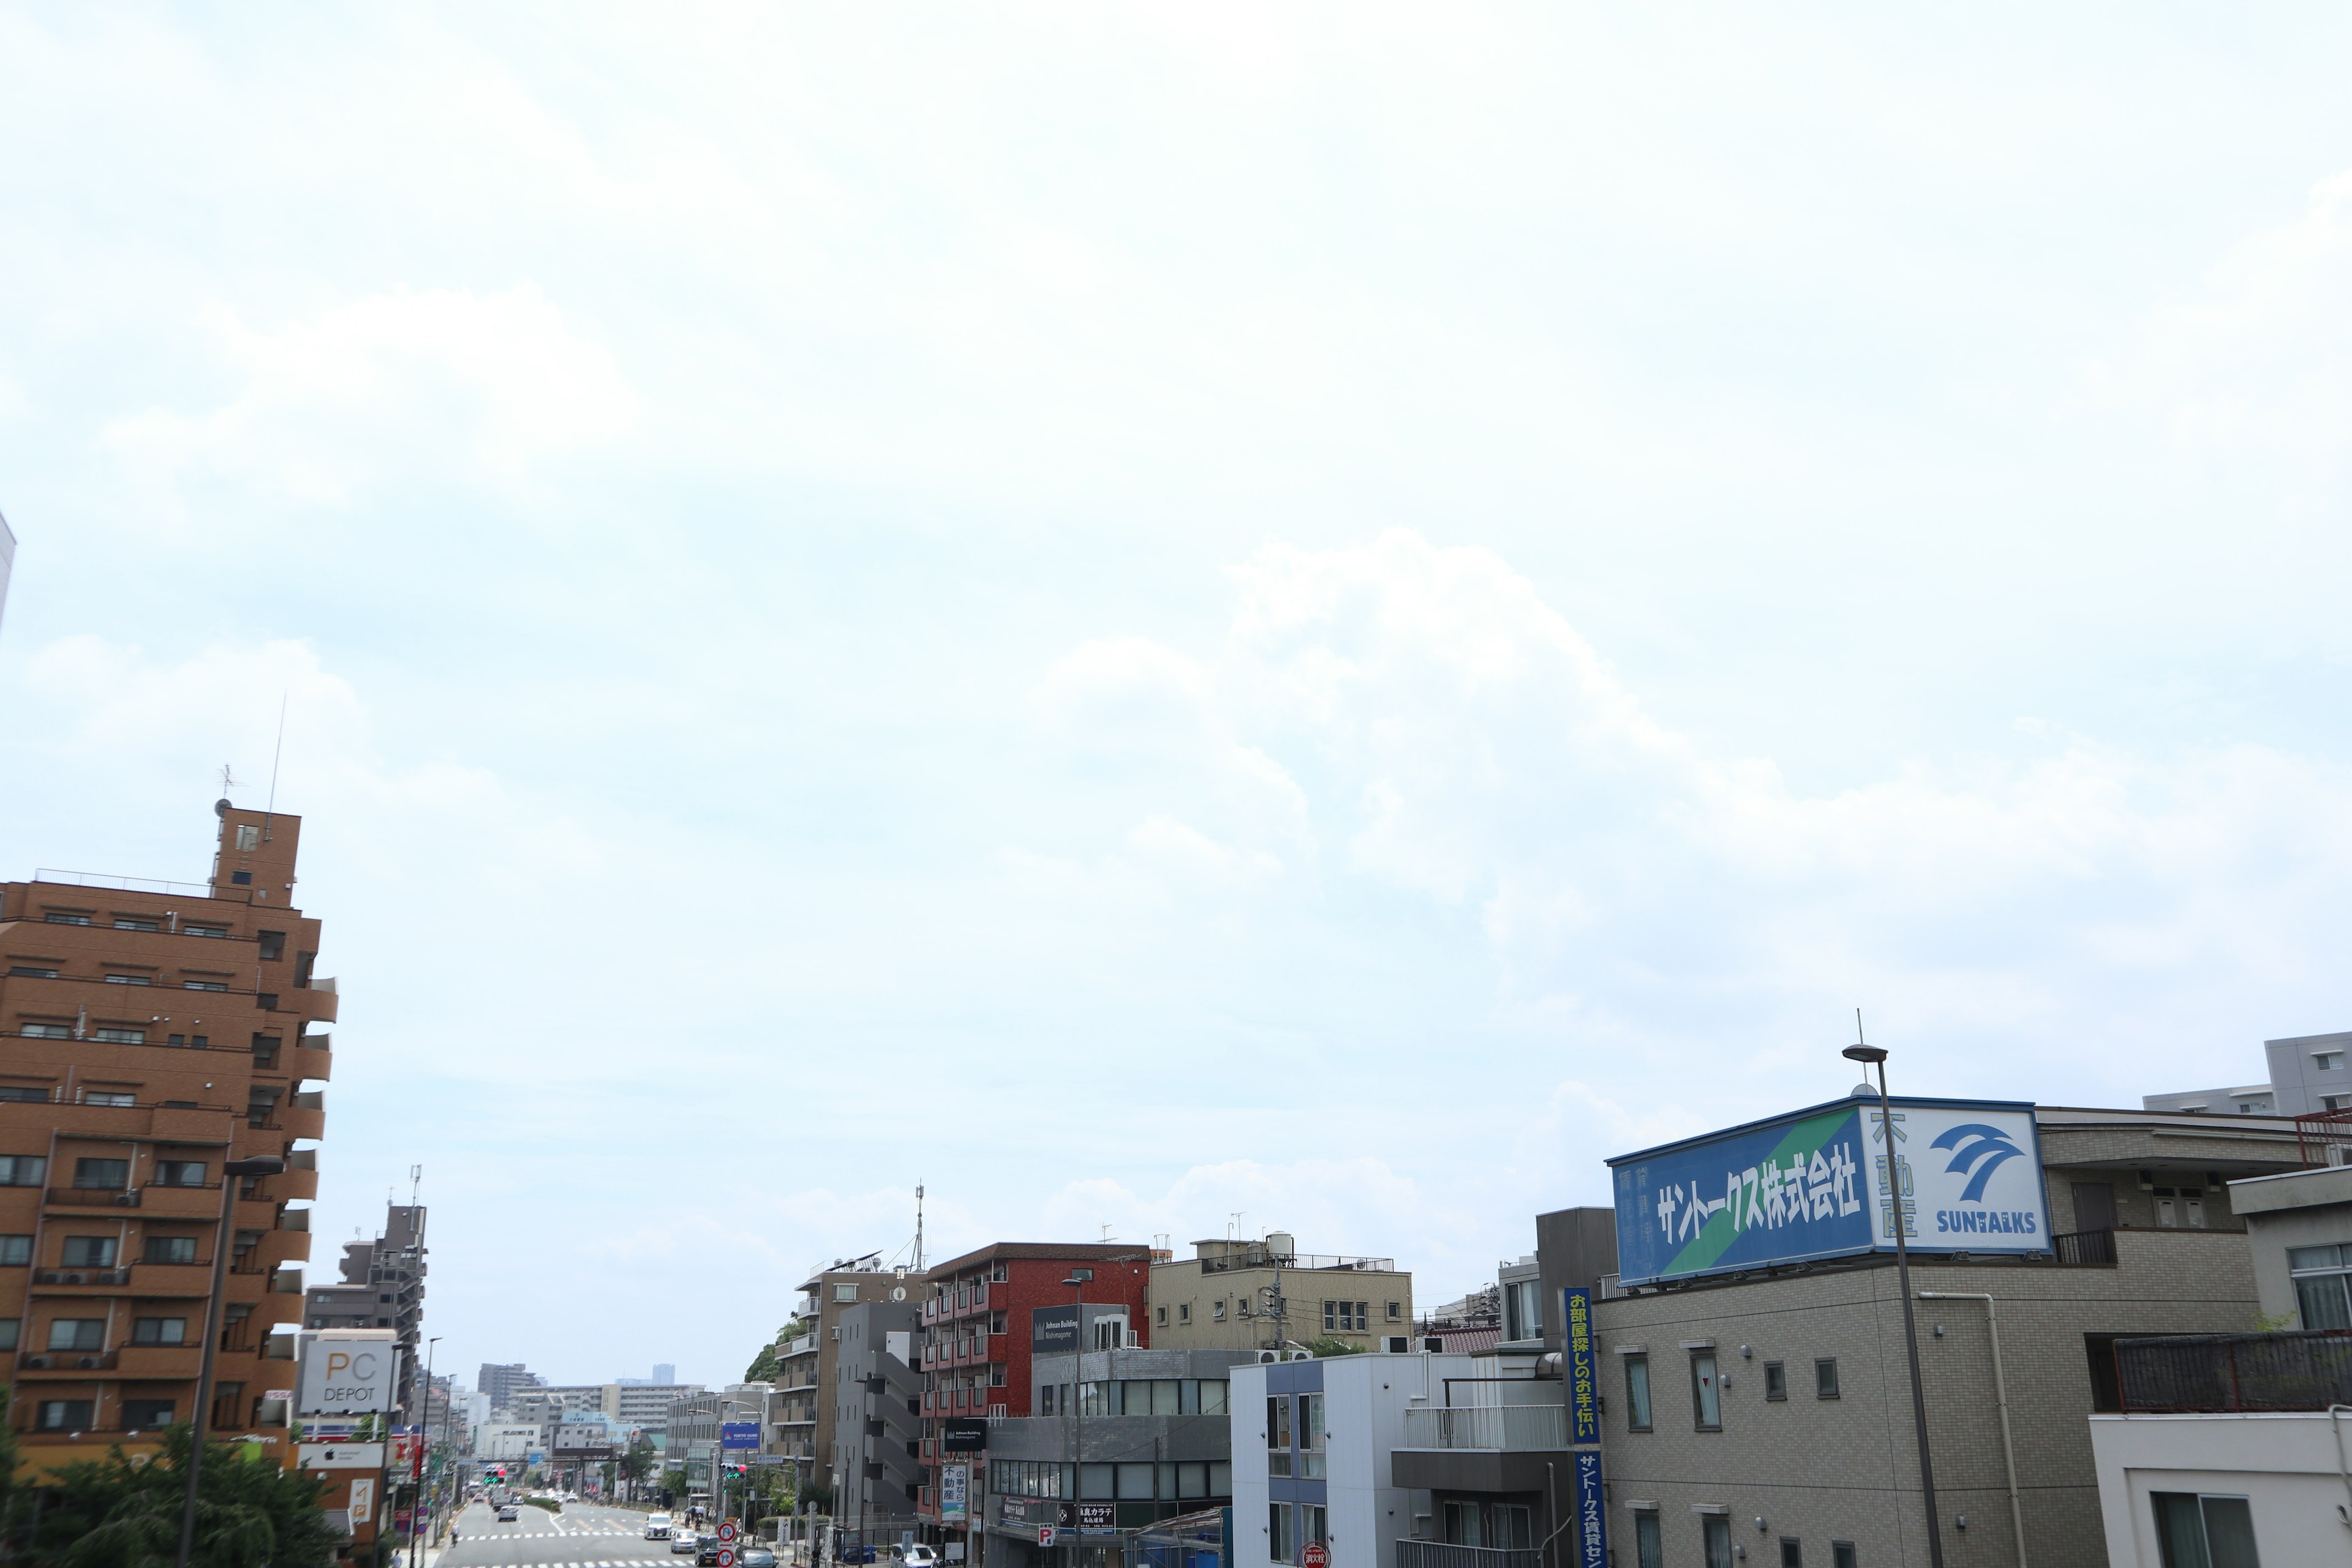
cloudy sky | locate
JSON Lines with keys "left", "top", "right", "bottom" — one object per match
{"left": 3, "top": 6, "right": 2350, "bottom": 1388}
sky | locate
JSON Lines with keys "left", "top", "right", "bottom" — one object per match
{"left": 2, "top": 4, "right": 2350, "bottom": 1390}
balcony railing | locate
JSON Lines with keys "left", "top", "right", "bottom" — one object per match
{"left": 1201, "top": 1252, "right": 1395, "bottom": 1274}
{"left": 1400, "top": 1405, "right": 1568, "bottom": 1452}
{"left": 2119, "top": 1330, "right": 2352, "bottom": 1412}
{"left": 46, "top": 1188, "right": 139, "bottom": 1208}
{"left": 34, "top": 1268, "right": 130, "bottom": 1287}
{"left": 1395, "top": 1542, "right": 1543, "bottom": 1568}
{"left": 2051, "top": 1228, "right": 2117, "bottom": 1267}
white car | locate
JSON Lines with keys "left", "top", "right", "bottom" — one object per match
{"left": 647, "top": 1513, "right": 674, "bottom": 1540}
{"left": 899, "top": 1548, "right": 940, "bottom": 1568}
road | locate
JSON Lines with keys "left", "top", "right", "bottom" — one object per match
{"left": 440, "top": 1501, "right": 704, "bottom": 1568}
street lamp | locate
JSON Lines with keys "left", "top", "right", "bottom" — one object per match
{"left": 1844, "top": 1025, "right": 1945, "bottom": 1568}
{"left": 178, "top": 1153, "right": 287, "bottom": 1568}
{"left": 412, "top": 1335, "right": 442, "bottom": 1568}
{"left": 1061, "top": 1270, "right": 1092, "bottom": 1568}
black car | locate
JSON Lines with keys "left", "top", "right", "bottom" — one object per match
{"left": 697, "top": 1540, "right": 726, "bottom": 1566}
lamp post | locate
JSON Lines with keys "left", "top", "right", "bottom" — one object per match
{"left": 412, "top": 1335, "right": 441, "bottom": 1568}
{"left": 1060, "top": 1269, "right": 1093, "bottom": 1568}
{"left": 1843, "top": 1028, "right": 1945, "bottom": 1568}
{"left": 178, "top": 1153, "right": 287, "bottom": 1568}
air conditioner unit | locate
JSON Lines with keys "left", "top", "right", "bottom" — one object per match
{"left": 1422, "top": 1336, "right": 1445, "bottom": 1353}
{"left": 1383, "top": 1336, "right": 1412, "bottom": 1354}
{"left": 23, "top": 1355, "right": 48, "bottom": 1369}
{"left": 77, "top": 1355, "right": 101, "bottom": 1369}
{"left": 62, "top": 1272, "right": 85, "bottom": 1286}
{"left": 1287, "top": 1350, "right": 1314, "bottom": 1362}
{"left": 1255, "top": 1350, "right": 1281, "bottom": 1365}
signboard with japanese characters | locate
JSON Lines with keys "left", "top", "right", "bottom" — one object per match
{"left": 1562, "top": 1287, "right": 1598, "bottom": 1446}
{"left": 941, "top": 1463, "right": 968, "bottom": 1523}
{"left": 1608, "top": 1096, "right": 2048, "bottom": 1286}
{"left": 1570, "top": 1451, "right": 1606, "bottom": 1568}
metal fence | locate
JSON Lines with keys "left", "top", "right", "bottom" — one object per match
{"left": 2296, "top": 1109, "right": 2352, "bottom": 1170}
{"left": 1395, "top": 1542, "right": 1544, "bottom": 1568}
{"left": 2118, "top": 1330, "right": 2352, "bottom": 1412}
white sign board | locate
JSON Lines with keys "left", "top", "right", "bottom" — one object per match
{"left": 299, "top": 1442, "right": 386, "bottom": 1471}
{"left": 299, "top": 1330, "right": 399, "bottom": 1416}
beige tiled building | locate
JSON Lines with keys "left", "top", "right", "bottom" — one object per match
{"left": 1148, "top": 1234, "right": 1413, "bottom": 1352}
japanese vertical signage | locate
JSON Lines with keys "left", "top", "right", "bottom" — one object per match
{"left": 1608, "top": 1096, "right": 2048, "bottom": 1286}
{"left": 1563, "top": 1287, "right": 1597, "bottom": 1446}
{"left": 941, "top": 1463, "right": 968, "bottom": 1523}
{"left": 1570, "top": 1452, "right": 1605, "bottom": 1568}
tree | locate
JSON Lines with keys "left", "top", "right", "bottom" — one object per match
{"left": 28, "top": 1424, "right": 339, "bottom": 1568}
{"left": 619, "top": 1434, "right": 657, "bottom": 1502}
{"left": 742, "top": 1343, "right": 780, "bottom": 1383}
{"left": 1306, "top": 1337, "right": 1365, "bottom": 1358}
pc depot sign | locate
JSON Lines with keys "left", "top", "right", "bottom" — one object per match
{"left": 1608, "top": 1095, "right": 2049, "bottom": 1286}
{"left": 298, "top": 1330, "right": 400, "bottom": 1416}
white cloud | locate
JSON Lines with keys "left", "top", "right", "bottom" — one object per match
{"left": 101, "top": 285, "right": 639, "bottom": 503}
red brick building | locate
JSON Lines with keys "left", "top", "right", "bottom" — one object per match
{"left": 915, "top": 1243, "right": 1155, "bottom": 1553}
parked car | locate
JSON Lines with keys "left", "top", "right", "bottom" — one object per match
{"left": 899, "top": 1548, "right": 939, "bottom": 1568}
{"left": 740, "top": 1549, "right": 777, "bottom": 1568}
{"left": 647, "top": 1513, "right": 674, "bottom": 1540}
{"left": 671, "top": 1532, "right": 700, "bottom": 1555}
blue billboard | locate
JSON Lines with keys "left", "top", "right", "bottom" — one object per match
{"left": 1562, "top": 1287, "right": 1597, "bottom": 1446}
{"left": 1570, "top": 1451, "right": 1606, "bottom": 1568}
{"left": 1608, "top": 1096, "right": 2048, "bottom": 1286}
{"left": 720, "top": 1421, "right": 760, "bottom": 1450}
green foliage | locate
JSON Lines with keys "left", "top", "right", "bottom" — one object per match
{"left": 660, "top": 1467, "right": 689, "bottom": 1502}
{"left": 620, "top": 1433, "right": 657, "bottom": 1482}
{"left": 2253, "top": 1308, "right": 2299, "bottom": 1333}
{"left": 743, "top": 1343, "right": 781, "bottom": 1383}
{"left": 26, "top": 1424, "right": 338, "bottom": 1568}
{"left": 522, "top": 1496, "right": 560, "bottom": 1513}
{"left": 1305, "top": 1337, "right": 1365, "bottom": 1358}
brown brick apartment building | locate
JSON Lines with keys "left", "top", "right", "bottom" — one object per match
{"left": 0, "top": 801, "right": 335, "bottom": 1477}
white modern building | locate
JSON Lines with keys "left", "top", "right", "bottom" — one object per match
{"left": 1230, "top": 1351, "right": 1571, "bottom": 1568}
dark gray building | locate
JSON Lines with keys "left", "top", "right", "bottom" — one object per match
{"left": 830, "top": 1300, "right": 925, "bottom": 1549}
{"left": 301, "top": 1202, "right": 429, "bottom": 1422}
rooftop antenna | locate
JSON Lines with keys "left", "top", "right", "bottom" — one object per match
{"left": 914, "top": 1181, "right": 925, "bottom": 1273}
{"left": 263, "top": 693, "right": 287, "bottom": 841}
{"left": 1100, "top": 1224, "right": 1114, "bottom": 1242}
{"left": 410, "top": 1163, "right": 422, "bottom": 1208}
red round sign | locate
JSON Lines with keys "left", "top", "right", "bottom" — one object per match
{"left": 718, "top": 1524, "right": 738, "bottom": 1544}
{"left": 717, "top": 1551, "right": 735, "bottom": 1568}
{"left": 1301, "top": 1544, "right": 1329, "bottom": 1568}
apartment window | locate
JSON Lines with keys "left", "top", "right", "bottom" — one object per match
{"left": 124, "top": 1398, "right": 175, "bottom": 1429}
{"left": 236, "top": 825, "right": 262, "bottom": 851}
{"left": 1322, "top": 1300, "right": 1367, "bottom": 1332}
{"left": 37, "top": 1400, "right": 94, "bottom": 1430}
{"left": 61, "top": 1237, "right": 118, "bottom": 1267}
{"left": 1632, "top": 1511, "right": 1663, "bottom": 1568}
{"left": 92, "top": 1030, "right": 144, "bottom": 1046}
{"left": 1387, "top": 1300, "right": 1401, "bottom": 1320}
{"left": 104, "top": 973, "right": 151, "bottom": 986}
{"left": 990, "top": 1311, "right": 1006, "bottom": 1334}
{"left": 0, "top": 1235, "right": 30, "bottom": 1265}
{"left": 185, "top": 924, "right": 226, "bottom": 939}
{"left": 1764, "top": 1361, "right": 1787, "bottom": 1401}
{"left": 1302, "top": 1506, "right": 1327, "bottom": 1551}
{"left": 1269, "top": 1504, "right": 1295, "bottom": 1565}
{"left": 155, "top": 1160, "right": 206, "bottom": 1187}
{"left": 1178, "top": 1302, "right": 1191, "bottom": 1323}
{"left": 256, "top": 930, "right": 284, "bottom": 962}
{"left": 2323, "top": 1095, "right": 2352, "bottom": 1112}
{"left": 1815, "top": 1358, "right": 1842, "bottom": 1400}
{"left": 8, "top": 966, "right": 58, "bottom": 978}
{"left": 183, "top": 979, "right": 227, "bottom": 992}
{"left": 2287, "top": 1243, "right": 2352, "bottom": 1330}
{"left": 1624, "top": 1355, "right": 1653, "bottom": 1430}
{"left": 0, "top": 1321, "right": 17, "bottom": 1351}
{"left": 82, "top": 1091, "right": 135, "bottom": 1107}
{"left": 1832, "top": 1547, "right": 1858, "bottom": 1568}
{"left": 0, "top": 1156, "right": 46, "bottom": 1187}
{"left": 1691, "top": 1351, "right": 1722, "bottom": 1430}
{"left": 48, "top": 1319, "right": 105, "bottom": 1352}
{"left": 145, "top": 1236, "right": 197, "bottom": 1265}
{"left": 20, "top": 1023, "right": 72, "bottom": 1038}
{"left": 1212, "top": 1300, "right": 1226, "bottom": 1321}
{"left": 0, "top": 1086, "right": 49, "bottom": 1103}
{"left": 991, "top": 1262, "right": 1007, "bottom": 1282}
{"left": 132, "top": 1317, "right": 187, "bottom": 1345}
{"left": 2316, "top": 1051, "right": 2346, "bottom": 1072}
{"left": 44, "top": 913, "right": 92, "bottom": 925}
{"left": 1504, "top": 1279, "right": 1544, "bottom": 1341}
{"left": 1267, "top": 1395, "right": 1292, "bottom": 1477}
{"left": 1703, "top": 1516, "right": 1732, "bottom": 1568}
{"left": 1156, "top": 1306, "right": 1167, "bottom": 1326}
{"left": 834, "top": 1284, "right": 858, "bottom": 1302}
{"left": 2151, "top": 1493, "right": 2257, "bottom": 1567}
{"left": 990, "top": 1365, "right": 1006, "bottom": 1387}
{"left": 73, "top": 1158, "right": 129, "bottom": 1189}
{"left": 1297, "top": 1393, "right": 1326, "bottom": 1479}
{"left": 1779, "top": 1541, "right": 1803, "bottom": 1568}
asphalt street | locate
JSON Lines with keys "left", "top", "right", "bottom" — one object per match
{"left": 440, "top": 1501, "right": 702, "bottom": 1568}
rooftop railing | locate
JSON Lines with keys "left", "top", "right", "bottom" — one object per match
{"left": 2119, "top": 1330, "right": 2352, "bottom": 1412}
{"left": 1200, "top": 1253, "right": 1396, "bottom": 1274}
{"left": 1395, "top": 1542, "right": 1544, "bottom": 1568}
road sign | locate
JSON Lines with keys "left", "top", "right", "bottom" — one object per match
{"left": 717, "top": 1553, "right": 734, "bottom": 1568}
{"left": 1038, "top": 1527, "right": 1057, "bottom": 1548}
{"left": 1302, "top": 1545, "right": 1329, "bottom": 1568}
{"left": 718, "top": 1523, "right": 737, "bottom": 1544}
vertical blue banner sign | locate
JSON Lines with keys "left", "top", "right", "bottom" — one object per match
{"left": 1563, "top": 1287, "right": 1598, "bottom": 1446}
{"left": 1572, "top": 1450, "right": 1607, "bottom": 1568}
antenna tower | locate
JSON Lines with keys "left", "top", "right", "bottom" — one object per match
{"left": 914, "top": 1182, "right": 925, "bottom": 1273}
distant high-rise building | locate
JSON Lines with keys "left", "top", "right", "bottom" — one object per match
{"left": 0, "top": 801, "right": 338, "bottom": 1476}
{"left": 303, "top": 1202, "right": 428, "bottom": 1422}
{"left": 654, "top": 1362, "right": 675, "bottom": 1384}
{"left": 478, "top": 1361, "right": 543, "bottom": 1409}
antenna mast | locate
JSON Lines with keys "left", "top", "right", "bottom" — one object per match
{"left": 264, "top": 694, "right": 287, "bottom": 840}
{"left": 914, "top": 1182, "right": 925, "bottom": 1273}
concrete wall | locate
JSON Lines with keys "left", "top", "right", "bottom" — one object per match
{"left": 2264, "top": 1030, "right": 2352, "bottom": 1115}
{"left": 2089, "top": 1412, "right": 2352, "bottom": 1567}
{"left": 1593, "top": 1234, "right": 2261, "bottom": 1568}
{"left": 2227, "top": 1164, "right": 2352, "bottom": 1326}
{"left": 1151, "top": 1262, "right": 1414, "bottom": 1352}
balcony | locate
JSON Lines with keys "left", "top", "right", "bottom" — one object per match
{"left": 140, "top": 1182, "right": 230, "bottom": 1219}
{"left": 18, "top": 1351, "right": 119, "bottom": 1376}
{"left": 46, "top": 1186, "right": 140, "bottom": 1210}
{"left": 32, "top": 1268, "right": 130, "bottom": 1289}
{"left": 1399, "top": 1406, "right": 1568, "bottom": 1452}
{"left": 116, "top": 1343, "right": 204, "bottom": 1380}
{"left": 1395, "top": 1544, "right": 1542, "bottom": 1568}
{"left": 2119, "top": 1330, "right": 2352, "bottom": 1412}
{"left": 290, "top": 1041, "right": 332, "bottom": 1082}
{"left": 2051, "top": 1228, "right": 2117, "bottom": 1267}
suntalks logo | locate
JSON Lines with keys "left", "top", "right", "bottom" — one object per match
{"left": 1927, "top": 1122, "right": 2038, "bottom": 1236}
